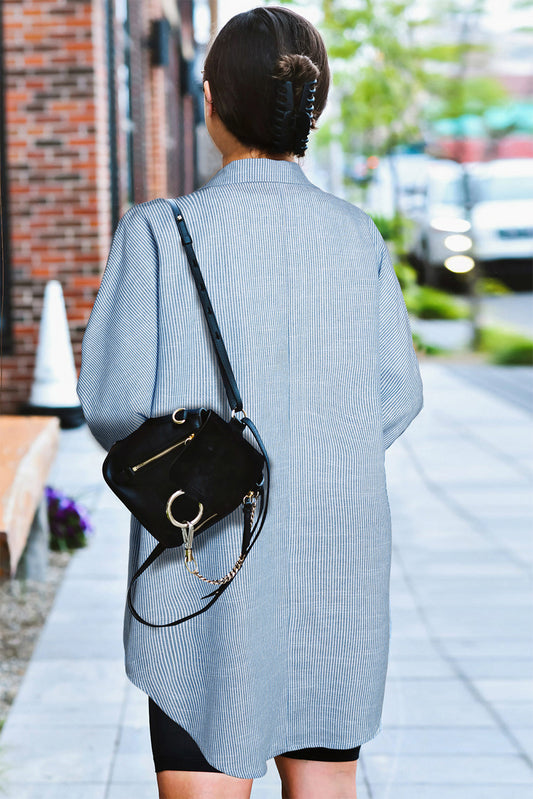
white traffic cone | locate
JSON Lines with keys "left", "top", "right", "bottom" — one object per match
{"left": 26, "top": 279, "right": 84, "bottom": 428}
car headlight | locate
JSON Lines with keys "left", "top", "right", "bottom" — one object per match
{"left": 444, "top": 234, "right": 473, "bottom": 252}
{"left": 444, "top": 255, "right": 475, "bottom": 273}
{"left": 430, "top": 217, "right": 471, "bottom": 233}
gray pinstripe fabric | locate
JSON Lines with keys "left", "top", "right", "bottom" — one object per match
{"left": 76, "top": 157, "right": 423, "bottom": 779}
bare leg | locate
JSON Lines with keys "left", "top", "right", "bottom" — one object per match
{"left": 156, "top": 770, "right": 253, "bottom": 799}
{"left": 275, "top": 755, "right": 358, "bottom": 799}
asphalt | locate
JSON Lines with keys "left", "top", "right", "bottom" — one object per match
{"left": 0, "top": 360, "right": 532, "bottom": 798}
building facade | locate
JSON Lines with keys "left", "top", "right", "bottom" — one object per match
{"left": 0, "top": 0, "right": 202, "bottom": 413}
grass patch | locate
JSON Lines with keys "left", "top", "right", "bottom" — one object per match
{"left": 477, "top": 325, "right": 533, "bottom": 365}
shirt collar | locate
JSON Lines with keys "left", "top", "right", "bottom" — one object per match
{"left": 201, "top": 157, "right": 314, "bottom": 187}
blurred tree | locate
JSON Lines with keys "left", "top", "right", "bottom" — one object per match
{"left": 423, "top": 0, "right": 507, "bottom": 124}
{"left": 510, "top": 0, "right": 533, "bottom": 34}
{"left": 319, "top": 0, "right": 431, "bottom": 157}
{"left": 278, "top": 0, "right": 509, "bottom": 195}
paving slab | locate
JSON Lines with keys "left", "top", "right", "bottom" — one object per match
{"left": 369, "top": 787, "right": 533, "bottom": 799}
{"left": 0, "top": 719, "right": 117, "bottom": 783}
{"left": 106, "top": 787, "right": 155, "bottom": 799}
{"left": 0, "top": 788, "right": 107, "bottom": 799}
{"left": 458, "top": 658, "right": 533, "bottom": 680}
{"left": 1, "top": 362, "right": 532, "bottom": 798}
{"left": 362, "top": 725, "right": 517, "bottom": 756}
{"left": 512, "top": 728, "right": 533, "bottom": 761}
{"left": 492, "top": 702, "right": 533, "bottom": 729}
{"left": 363, "top": 753, "right": 532, "bottom": 784}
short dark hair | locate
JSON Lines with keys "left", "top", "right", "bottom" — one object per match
{"left": 202, "top": 6, "right": 330, "bottom": 158}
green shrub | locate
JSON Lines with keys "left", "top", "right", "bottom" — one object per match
{"left": 404, "top": 291, "right": 420, "bottom": 315}
{"left": 394, "top": 261, "right": 419, "bottom": 293}
{"left": 406, "top": 285, "right": 471, "bottom": 319}
{"left": 411, "top": 331, "right": 449, "bottom": 355}
{"left": 370, "top": 213, "right": 416, "bottom": 257}
{"left": 477, "top": 277, "right": 512, "bottom": 295}
{"left": 369, "top": 213, "right": 404, "bottom": 242}
{"left": 478, "top": 325, "right": 533, "bottom": 365}
{"left": 392, "top": 259, "right": 470, "bottom": 320}
{"left": 492, "top": 344, "right": 533, "bottom": 365}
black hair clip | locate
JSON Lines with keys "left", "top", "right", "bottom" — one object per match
{"left": 292, "top": 78, "right": 317, "bottom": 156}
{"left": 272, "top": 80, "right": 295, "bottom": 153}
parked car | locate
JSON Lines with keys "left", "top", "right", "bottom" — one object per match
{"left": 407, "top": 158, "right": 533, "bottom": 283}
{"left": 468, "top": 159, "right": 533, "bottom": 262}
{"left": 365, "top": 153, "right": 431, "bottom": 218}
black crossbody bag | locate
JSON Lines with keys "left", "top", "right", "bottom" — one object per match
{"left": 102, "top": 199, "right": 270, "bottom": 627}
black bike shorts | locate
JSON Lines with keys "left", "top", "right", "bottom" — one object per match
{"left": 148, "top": 696, "right": 361, "bottom": 773}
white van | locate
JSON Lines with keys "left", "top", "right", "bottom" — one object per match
{"left": 407, "top": 158, "right": 533, "bottom": 281}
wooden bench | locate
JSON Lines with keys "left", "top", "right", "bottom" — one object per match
{"left": 0, "top": 416, "right": 60, "bottom": 579}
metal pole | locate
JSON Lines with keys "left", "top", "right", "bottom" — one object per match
{"left": 459, "top": 163, "right": 483, "bottom": 351}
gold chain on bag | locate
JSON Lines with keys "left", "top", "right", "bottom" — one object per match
{"left": 183, "top": 491, "right": 258, "bottom": 585}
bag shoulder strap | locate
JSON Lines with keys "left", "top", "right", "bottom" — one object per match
{"left": 167, "top": 199, "right": 243, "bottom": 413}
{"left": 126, "top": 542, "right": 235, "bottom": 628}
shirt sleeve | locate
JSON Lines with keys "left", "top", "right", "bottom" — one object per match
{"left": 76, "top": 204, "right": 159, "bottom": 452}
{"left": 375, "top": 229, "right": 424, "bottom": 449}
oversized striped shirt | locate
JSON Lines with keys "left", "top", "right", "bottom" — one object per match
{"left": 77, "top": 156, "right": 424, "bottom": 779}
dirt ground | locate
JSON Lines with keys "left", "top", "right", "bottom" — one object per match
{"left": 0, "top": 550, "right": 72, "bottom": 730}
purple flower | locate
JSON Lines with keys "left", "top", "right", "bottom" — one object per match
{"left": 44, "top": 485, "right": 94, "bottom": 551}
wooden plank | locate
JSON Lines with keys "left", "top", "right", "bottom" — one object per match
{"left": 0, "top": 416, "right": 60, "bottom": 578}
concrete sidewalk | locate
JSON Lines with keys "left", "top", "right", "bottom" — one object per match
{"left": 0, "top": 361, "right": 532, "bottom": 798}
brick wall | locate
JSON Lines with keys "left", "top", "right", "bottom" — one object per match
{"left": 1, "top": 0, "right": 197, "bottom": 414}
{"left": 2, "top": 0, "right": 111, "bottom": 413}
